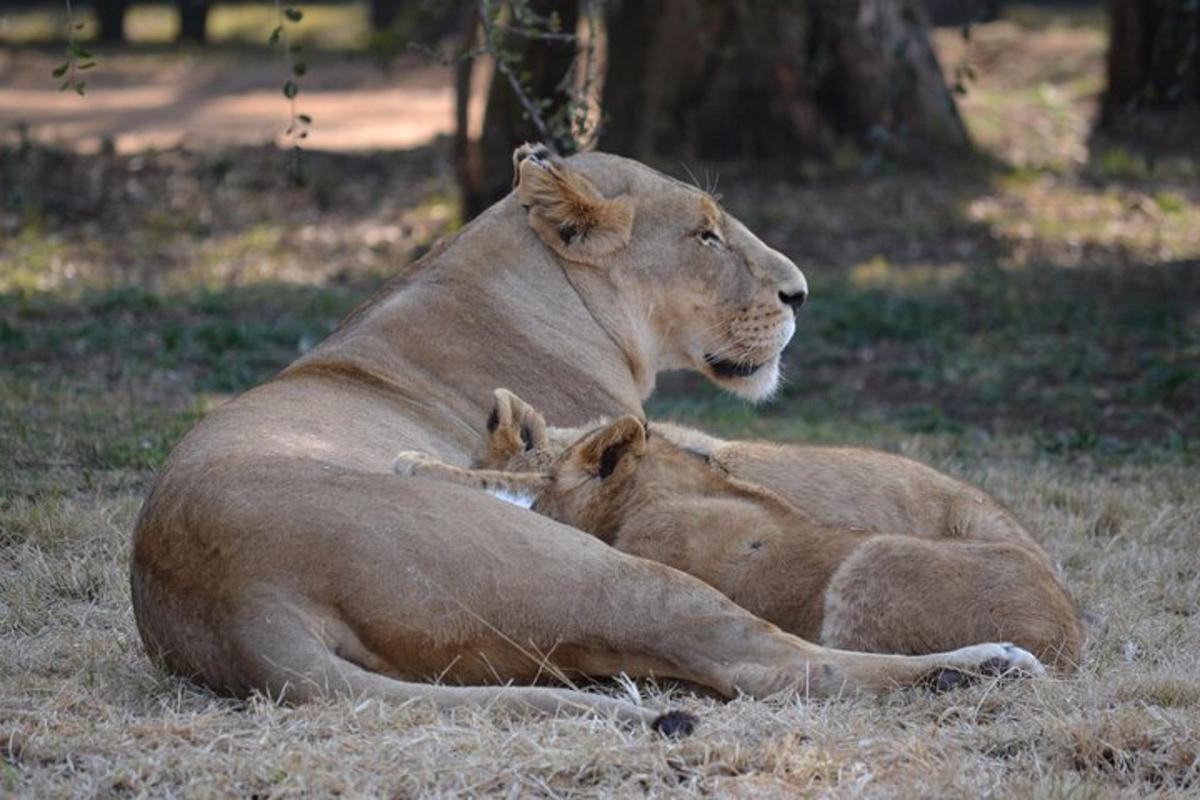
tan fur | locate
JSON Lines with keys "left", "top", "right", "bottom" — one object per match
{"left": 133, "top": 146, "right": 1046, "bottom": 728}
{"left": 476, "top": 392, "right": 1065, "bottom": 570}
{"left": 398, "top": 394, "right": 1081, "bottom": 671}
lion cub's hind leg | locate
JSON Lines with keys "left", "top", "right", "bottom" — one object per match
{"left": 820, "top": 536, "right": 1082, "bottom": 671}
{"left": 393, "top": 451, "right": 548, "bottom": 508}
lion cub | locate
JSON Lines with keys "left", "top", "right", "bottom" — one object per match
{"left": 395, "top": 392, "right": 1081, "bottom": 670}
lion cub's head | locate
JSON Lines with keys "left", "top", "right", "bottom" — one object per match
{"left": 512, "top": 143, "right": 808, "bottom": 401}
{"left": 476, "top": 388, "right": 769, "bottom": 542}
{"left": 529, "top": 415, "right": 750, "bottom": 544}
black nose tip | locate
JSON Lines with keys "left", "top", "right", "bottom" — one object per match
{"left": 779, "top": 289, "right": 807, "bottom": 313}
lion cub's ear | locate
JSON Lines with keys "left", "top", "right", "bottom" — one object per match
{"left": 512, "top": 143, "right": 635, "bottom": 266}
{"left": 484, "top": 388, "right": 548, "bottom": 467}
{"left": 577, "top": 415, "right": 646, "bottom": 479}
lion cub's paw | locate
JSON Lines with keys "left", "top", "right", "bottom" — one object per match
{"left": 393, "top": 450, "right": 438, "bottom": 476}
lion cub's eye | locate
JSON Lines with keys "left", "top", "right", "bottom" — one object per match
{"left": 698, "top": 229, "right": 723, "bottom": 247}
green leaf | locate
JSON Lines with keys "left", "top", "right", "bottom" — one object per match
{"left": 71, "top": 44, "right": 93, "bottom": 59}
{"left": 292, "top": 62, "right": 307, "bottom": 77}
{"left": 282, "top": 80, "right": 299, "bottom": 99}
{"left": 297, "top": 114, "right": 312, "bottom": 124}
{"left": 284, "top": 7, "right": 303, "bottom": 22}
{"left": 268, "top": 26, "right": 282, "bottom": 45}
{"left": 77, "top": 62, "right": 97, "bottom": 70}
{"left": 52, "top": 62, "right": 70, "bottom": 78}
{"left": 75, "top": 81, "right": 87, "bottom": 96}
{"left": 59, "top": 79, "right": 71, "bottom": 92}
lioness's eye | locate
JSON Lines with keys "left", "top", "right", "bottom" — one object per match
{"left": 698, "top": 229, "right": 722, "bottom": 246}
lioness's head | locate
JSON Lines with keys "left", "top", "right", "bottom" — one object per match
{"left": 513, "top": 144, "right": 807, "bottom": 401}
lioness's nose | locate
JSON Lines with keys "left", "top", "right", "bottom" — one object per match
{"left": 779, "top": 289, "right": 807, "bottom": 313}
{"left": 777, "top": 264, "right": 808, "bottom": 315}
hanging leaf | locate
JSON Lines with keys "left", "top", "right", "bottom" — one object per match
{"left": 268, "top": 26, "right": 283, "bottom": 45}
{"left": 52, "top": 62, "right": 70, "bottom": 78}
{"left": 292, "top": 62, "right": 307, "bottom": 77}
{"left": 298, "top": 114, "right": 312, "bottom": 124}
{"left": 284, "top": 7, "right": 303, "bottom": 22}
{"left": 283, "top": 80, "right": 299, "bottom": 99}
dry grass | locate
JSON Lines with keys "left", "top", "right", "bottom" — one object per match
{"left": 3, "top": 5, "right": 1200, "bottom": 797}
{"left": 2, "top": 448, "right": 1198, "bottom": 796}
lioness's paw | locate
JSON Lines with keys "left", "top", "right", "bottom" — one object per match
{"left": 947, "top": 642, "right": 1046, "bottom": 677}
{"left": 926, "top": 642, "right": 1044, "bottom": 693}
{"left": 392, "top": 450, "right": 437, "bottom": 476}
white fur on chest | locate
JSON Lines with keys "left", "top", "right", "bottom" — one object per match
{"left": 487, "top": 488, "right": 536, "bottom": 509}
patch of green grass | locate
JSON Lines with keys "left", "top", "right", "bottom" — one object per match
{"left": 719, "top": 260, "right": 1200, "bottom": 457}
{"left": 0, "top": 279, "right": 367, "bottom": 497}
{"left": 2, "top": 281, "right": 363, "bottom": 377}
{"left": 0, "top": 374, "right": 204, "bottom": 497}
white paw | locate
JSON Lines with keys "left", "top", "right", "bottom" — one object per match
{"left": 392, "top": 450, "right": 433, "bottom": 476}
{"left": 947, "top": 642, "right": 1046, "bottom": 677}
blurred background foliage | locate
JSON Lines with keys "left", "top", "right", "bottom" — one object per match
{"left": 0, "top": 0, "right": 1198, "bottom": 498}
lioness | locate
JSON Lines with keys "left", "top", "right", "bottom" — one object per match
{"left": 132, "top": 144, "right": 1045, "bottom": 729}
{"left": 395, "top": 391, "right": 1080, "bottom": 670}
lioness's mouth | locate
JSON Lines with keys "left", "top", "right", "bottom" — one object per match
{"left": 704, "top": 355, "right": 765, "bottom": 379}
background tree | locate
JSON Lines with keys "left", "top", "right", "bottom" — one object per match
{"left": 1098, "top": 0, "right": 1200, "bottom": 148}
{"left": 602, "top": 0, "right": 969, "bottom": 162}
{"left": 96, "top": 0, "right": 129, "bottom": 43}
{"left": 178, "top": 0, "right": 210, "bottom": 44}
{"left": 372, "top": 0, "right": 401, "bottom": 30}
{"left": 457, "top": 0, "right": 582, "bottom": 219}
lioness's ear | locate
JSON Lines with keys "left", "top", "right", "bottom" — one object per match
{"left": 512, "top": 143, "right": 634, "bottom": 266}
{"left": 580, "top": 415, "right": 646, "bottom": 479}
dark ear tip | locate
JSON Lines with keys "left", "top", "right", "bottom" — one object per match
{"left": 651, "top": 710, "right": 698, "bottom": 738}
{"left": 486, "top": 407, "right": 500, "bottom": 433}
{"left": 513, "top": 143, "right": 551, "bottom": 188}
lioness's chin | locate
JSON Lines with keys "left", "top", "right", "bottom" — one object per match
{"left": 709, "top": 356, "right": 782, "bottom": 403}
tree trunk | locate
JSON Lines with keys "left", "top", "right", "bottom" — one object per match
{"left": 1098, "top": 0, "right": 1199, "bottom": 148}
{"left": 96, "top": 0, "right": 129, "bottom": 43}
{"left": 178, "top": 0, "right": 210, "bottom": 44}
{"left": 601, "top": 0, "right": 969, "bottom": 162}
{"left": 371, "top": 0, "right": 399, "bottom": 30}
{"left": 923, "top": 0, "right": 1001, "bottom": 27}
{"left": 458, "top": 0, "right": 581, "bottom": 220}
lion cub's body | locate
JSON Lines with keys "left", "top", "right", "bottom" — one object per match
{"left": 397, "top": 391, "right": 1082, "bottom": 670}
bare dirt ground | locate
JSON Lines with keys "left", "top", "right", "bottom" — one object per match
{"left": 0, "top": 47, "right": 463, "bottom": 152}
{"left": 2, "top": 5, "right": 1199, "bottom": 797}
